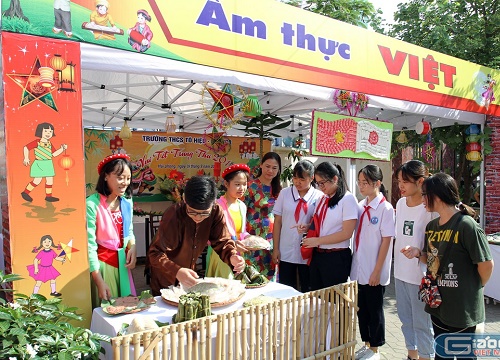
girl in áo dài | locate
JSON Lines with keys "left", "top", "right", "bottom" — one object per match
{"left": 272, "top": 160, "right": 323, "bottom": 292}
{"left": 394, "top": 160, "right": 435, "bottom": 360}
{"left": 351, "top": 165, "right": 395, "bottom": 360}
{"left": 301, "top": 162, "right": 357, "bottom": 290}
{"left": 86, "top": 153, "right": 137, "bottom": 308}
{"left": 206, "top": 164, "right": 250, "bottom": 278}
{"left": 245, "top": 152, "right": 282, "bottom": 281}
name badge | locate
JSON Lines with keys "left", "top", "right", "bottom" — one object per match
{"left": 370, "top": 217, "right": 379, "bottom": 225}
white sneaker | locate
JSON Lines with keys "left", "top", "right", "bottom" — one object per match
{"left": 360, "top": 349, "right": 380, "bottom": 360}
{"left": 355, "top": 345, "right": 369, "bottom": 360}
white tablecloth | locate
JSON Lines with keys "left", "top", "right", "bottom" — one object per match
{"left": 90, "top": 282, "right": 301, "bottom": 359}
{"left": 484, "top": 244, "right": 500, "bottom": 301}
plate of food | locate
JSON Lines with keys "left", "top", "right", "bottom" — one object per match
{"left": 160, "top": 277, "right": 246, "bottom": 308}
{"left": 241, "top": 235, "right": 271, "bottom": 251}
{"left": 101, "top": 291, "right": 156, "bottom": 316}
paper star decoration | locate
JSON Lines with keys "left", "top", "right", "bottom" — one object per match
{"left": 6, "top": 57, "right": 58, "bottom": 111}
{"left": 58, "top": 238, "right": 80, "bottom": 262}
{"left": 207, "top": 83, "right": 243, "bottom": 120}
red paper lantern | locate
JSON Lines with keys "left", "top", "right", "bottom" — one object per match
{"left": 466, "top": 142, "right": 481, "bottom": 152}
{"left": 415, "top": 121, "right": 431, "bottom": 135}
{"left": 59, "top": 152, "right": 74, "bottom": 185}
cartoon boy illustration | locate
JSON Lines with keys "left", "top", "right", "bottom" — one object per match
{"left": 89, "top": 0, "right": 119, "bottom": 40}
{"left": 26, "top": 235, "right": 66, "bottom": 297}
{"left": 53, "top": 0, "right": 72, "bottom": 38}
{"left": 128, "top": 9, "right": 153, "bottom": 53}
{"left": 21, "top": 122, "right": 68, "bottom": 203}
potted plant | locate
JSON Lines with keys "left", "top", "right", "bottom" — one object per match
{"left": 237, "top": 113, "right": 291, "bottom": 158}
{"left": 0, "top": 271, "right": 110, "bottom": 360}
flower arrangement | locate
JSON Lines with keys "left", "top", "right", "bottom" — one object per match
{"left": 158, "top": 170, "right": 188, "bottom": 203}
{"left": 0, "top": 271, "right": 109, "bottom": 360}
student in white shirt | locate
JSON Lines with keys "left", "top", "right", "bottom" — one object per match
{"left": 272, "top": 160, "right": 323, "bottom": 292}
{"left": 394, "top": 160, "right": 435, "bottom": 360}
{"left": 301, "top": 162, "right": 358, "bottom": 291}
{"left": 351, "top": 165, "right": 395, "bottom": 360}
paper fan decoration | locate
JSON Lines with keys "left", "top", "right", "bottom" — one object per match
{"left": 200, "top": 82, "right": 247, "bottom": 130}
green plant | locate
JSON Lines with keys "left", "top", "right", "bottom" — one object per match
{"left": 237, "top": 113, "right": 291, "bottom": 158}
{"left": 0, "top": 271, "right": 110, "bottom": 360}
{"left": 280, "top": 148, "right": 308, "bottom": 183}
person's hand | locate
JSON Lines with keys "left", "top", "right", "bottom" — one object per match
{"left": 291, "top": 223, "right": 309, "bottom": 235}
{"left": 97, "top": 281, "right": 112, "bottom": 301}
{"left": 230, "top": 254, "right": 245, "bottom": 274}
{"left": 142, "top": 39, "right": 149, "bottom": 46}
{"left": 401, "top": 245, "right": 421, "bottom": 259}
{"left": 272, "top": 248, "right": 280, "bottom": 264}
{"left": 368, "top": 270, "right": 381, "bottom": 286}
{"left": 235, "top": 241, "right": 248, "bottom": 253}
{"left": 302, "top": 236, "right": 319, "bottom": 248}
{"left": 125, "top": 244, "right": 137, "bottom": 269}
{"left": 176, "top": 268, "right": 199, "bottom": 288}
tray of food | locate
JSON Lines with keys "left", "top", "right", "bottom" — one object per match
{"left": 160, "top": 278, "right": 246, "bottom": 308}
{"left": 241, "top": 235, "right": 271, "bottom": 251}
{"left": 101, "top": 291, "right": 156, "bottom": 316}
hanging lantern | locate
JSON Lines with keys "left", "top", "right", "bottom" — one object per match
{"left": 466, "top": 142, "right": 482, "bottom": 152}
{"left": 466, "top": 151, "right": 482, "bottom": 161}
{"left": 59, "top": 62, "right": 76, "bottom": 91}
{"left": 58, "top": 151, "right": 74, "bottom": 186}
{"left": 396, "top": 130, "right": 408, "bottom": 144}
{"left": 38, "top": 67, "right": 55, "bottom": 88}
{"left": 242, "top": 95, "right": 262, "bottom": 117}
{"left": 250, "top": 140, "right": 256, "bottom": 152}
{"left": 415, "top": 120, "right": 431, "bottom": 135}
{"left": 165, "top": 113, "right": 177, "bottom": 134}
{"left": 465, "top": 124, "right": 481, "bottom": 135}
{"left": 213, "top": 161, "right": 221, "bottom": 179}
{"left": 119, "top": 120, "right": 132, "bottom": 140}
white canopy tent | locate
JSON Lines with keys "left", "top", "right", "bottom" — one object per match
{"left": 81, "top": 44, "right": 485, "bottom": 136}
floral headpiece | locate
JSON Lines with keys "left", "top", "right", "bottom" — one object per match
{"left": 222, "top": 164, "right": 250, "bottom": 179}
{"left": 97, "top": 153, "right": 130, "bottom": 175}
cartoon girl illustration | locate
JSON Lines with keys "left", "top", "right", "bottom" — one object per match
{"left": 89, "top": 0, "right": 119, "bottom": 40}
{"left": 26, "top": 235, "right": 66, "bottom": 297}
{"left": 128, "top": 9, "right": 153, "bottom": 53}
{"left": 21, "top": 122, "right": 68, "bottom": 202}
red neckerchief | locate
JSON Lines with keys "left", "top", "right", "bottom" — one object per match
{"left": 315, "top": 196, "right": 329, "bottom": 236}
{"left": 355, "top": 196, "right": 386, "bottom": 251}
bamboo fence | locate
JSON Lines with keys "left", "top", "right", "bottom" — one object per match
{"left": 111, "top": 281, "right": 358, "bottom": 360}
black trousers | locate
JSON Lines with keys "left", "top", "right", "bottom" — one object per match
{"left": 358, "top": 284, "right": 386, "bottom": 347}
{"left": 278, "top": 261, "right": 310, "bottom": 292}
{"left": 309, "top": 248, "right": 352, "bottom": 291}
{"left": 432, "top": 315, "right": 477, "bottom": 360}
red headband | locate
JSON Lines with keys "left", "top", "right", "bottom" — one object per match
{"left": 222, "top": 164, "right": 250, "bottom": 179}
{"left": 97, "top": 153, "right": 130, "bottom": 175}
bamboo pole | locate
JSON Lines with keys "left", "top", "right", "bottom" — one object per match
{"left": 262, "top": 304, "right": 267, "bottom": 358}
{"left": 170, "top": 326, "right": 177, "bottom": 360}
{"left": 187, "top": 323, "right": 193, "bottom": 360}
{"left": 279, "top": 299, "right": 285, "bottom": 360}
{"left": 161, "top": 327, "right": 169, "bottom": 360}
{"left": 228, "top": 311, "right": 233, "bottom": 360}
{"left": 177, "top": 323, "right": 185, "bottom": 360}
{"left": 216, "top": 314, "right": 223, "bottom": 360}
{"left": 111, "top": 337, "right": 122, "bottom": 360}
{"left": 235, "top": 309, "right": 241, "bottom": 360}
{"left": 242, "top": 307, "right": 248, "bottom": 360}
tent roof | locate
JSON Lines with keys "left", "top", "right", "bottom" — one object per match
{"left": 81, "top": 43, "right": 485, "bottom": 137}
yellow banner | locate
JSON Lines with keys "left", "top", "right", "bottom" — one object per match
{"left": 5, "top": 0, "right": 500, "bottom": 115}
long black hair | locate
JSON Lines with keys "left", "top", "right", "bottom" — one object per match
{"left": 315, "top": 162, "right": 349, "bottom": 208}
{"left": 422, "top": 172, "right": 475, "bottom": 217}
{"left": 396, "top": 160, "right": 429, "bottom": 183}
{"left": 255, "top": 151, "right": 282, "bottom": 198}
